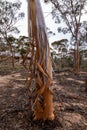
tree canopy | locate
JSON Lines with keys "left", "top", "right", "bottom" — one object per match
{"left": 44, "top": 0, "right": 87, "bottom": 73}
{"left": 0, "top": 0, "right": 24, "bottom": 40}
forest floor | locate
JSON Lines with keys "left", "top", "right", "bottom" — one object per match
{"left": 0, "top": 59, "right": 87, "bottom": 130}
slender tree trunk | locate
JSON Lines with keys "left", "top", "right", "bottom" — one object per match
{"left": 9, "top": 44, "right": 15, "bottom": 68}
{"left": 6, "top": 38, "right": 15, "bottom": 68}
{"left": 27, "top": 0, "right": 54, "bottom": 120}
{"left": 74, "top": 25, "right": 80, "bottom": 74}
{"left": 74, "top": 44, "right": 80, "bottom": 74}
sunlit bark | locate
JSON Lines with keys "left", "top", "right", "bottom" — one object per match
{"left": 27, "top": 0, "right": 54, "bottom": 120}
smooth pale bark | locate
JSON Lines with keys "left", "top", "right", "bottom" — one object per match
{"left": 27, "top": 0, "right": 54, "bottom": 120}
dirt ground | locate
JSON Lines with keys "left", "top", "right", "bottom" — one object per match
{"left": 0, "top": 59, "right": 87, "bottom": 130}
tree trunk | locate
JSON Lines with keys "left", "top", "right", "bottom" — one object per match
{"left": 74, "top": 44, "right": 80, "bottom": 74}
{"left": 73, "top": 24, "right": 80, "bottom": 74}
{"left": 6, "top": 38, "right": 15, "bottom": 68}
{"left": 9, "top": 44, "right": 15, "bottom": 68}
{"left": 27, "top": 0, "right": 54, "bottom": 120}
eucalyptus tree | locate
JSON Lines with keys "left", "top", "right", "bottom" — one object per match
{"left": 52, "top": 39, "right": 68, "bottom": 56}
{"left": 27, "top": 0, "right": 54, "bottom": 120}
{"left": 52, "top": 39, "right": 68, "bottom": 68}
{"left": 44, "top": 0, "right": 87, "bottom": 73}
{"left": 16, "top": 36, "right": 30, "bottom": 59}
{"left": 0, "top": 0, "right": 24, "bottom": 67}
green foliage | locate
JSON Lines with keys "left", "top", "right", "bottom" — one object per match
{"left": 0, "top": 0, "right": 25, "bottom": 60}
{"left": 51, "top": 39, "right": 68, "bottom": 56}
{"left": 44, "top": 0, "right": 87, "bottom": 44}
{"left": 65, "top": 57, "right": 74, "bottom": 67}
{"left": 19, "top": 48, "right": 26, "bottom": 58}
{"left": 16, "top": 36, "right": 31, "bottom": 59}
{"left": 7, "top": 37, "right": 15, "bottom": 42}
{"left": 80, "top": 59, "right": 87, "bottom": 69}
{"left": 52, "top": 39, "right": 68, "bottom": 49}
{"left": 0, "top": 0, "right": 24, "bottom": 37}
{"left": 45, "top": 0, "right": 87, "bottom": 73}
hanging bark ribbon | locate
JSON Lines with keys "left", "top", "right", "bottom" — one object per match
{"left": 27, "top": 0, "right": 54, "bottom": 120}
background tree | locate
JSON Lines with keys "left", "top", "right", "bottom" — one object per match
{"left": 16, "top": 36, "right": 30, "bottom": 59}
{"left": 6, "top": 36, "right": 17, "bottom": 67}
{"left": 0, "top": 0, "right": 24, "bottom": 67}
{"left": 44, "top": 0, "right": 87, "bottom": 74}
{"left": 51, "top": 39, "right": 68, "bottom": 69}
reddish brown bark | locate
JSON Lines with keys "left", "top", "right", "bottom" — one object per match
{"left": 27, "top": 0, "right": 54, "bottom": 120}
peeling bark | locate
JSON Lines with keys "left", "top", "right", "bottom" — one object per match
{"left": 27, "top": 0, "right": 54, "bottom": 120}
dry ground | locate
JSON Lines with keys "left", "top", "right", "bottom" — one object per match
{"left": 0, "top": 59, "right": 87, "bottom": 130}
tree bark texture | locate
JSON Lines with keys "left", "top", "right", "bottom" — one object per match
{"left": 74, "top": 26, "right": 80, "bottom": 74}
{"left": 27, "top": 0, "right": 54, "bottom": 120}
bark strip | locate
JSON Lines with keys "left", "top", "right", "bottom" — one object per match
{"left": 27, "top": 0, "right": 54, "bottom": 120}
